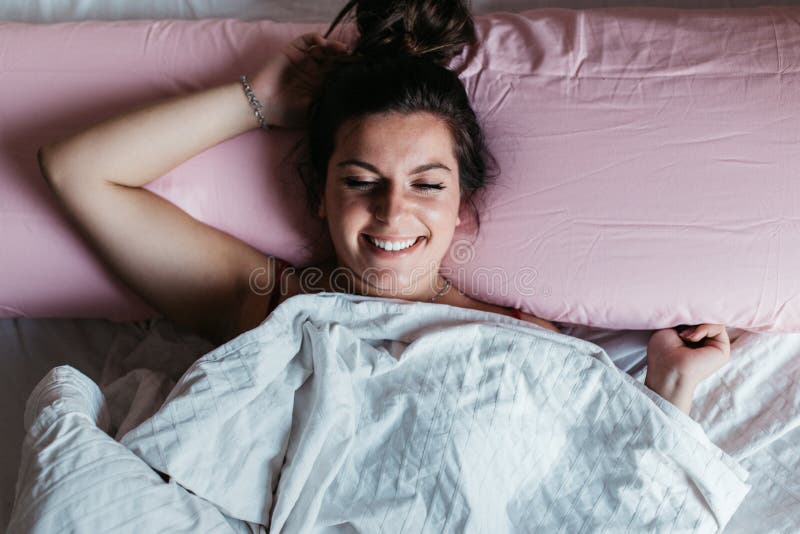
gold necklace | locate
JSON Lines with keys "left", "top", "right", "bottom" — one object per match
{"left": 430, "top": 278, "right": 452, "bottom": 303}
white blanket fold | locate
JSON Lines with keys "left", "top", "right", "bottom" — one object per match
{"left": 11, "top": 293, "right": 749, "bottom": 533}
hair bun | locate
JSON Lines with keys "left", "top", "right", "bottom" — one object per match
{"left": 327, "top": 0, "right": 475, "bottom": 64}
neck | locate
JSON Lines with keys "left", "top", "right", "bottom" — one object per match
{"left": 321, "top": 262, "right": 451, "bottom": 303}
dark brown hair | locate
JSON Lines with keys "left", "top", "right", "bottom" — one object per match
{"left": 302, "top": 0, "right": 496, "bottom": 232}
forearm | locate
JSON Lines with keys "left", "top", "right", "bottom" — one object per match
{"left": 533, "top": 317, "right": 561, "bottom": 334}
{"left": 40, "top": 80, "right": 259, "bottom": 188}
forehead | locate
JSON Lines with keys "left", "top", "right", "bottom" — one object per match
{"left": 333, "top": 112, "right": 456, "bottom": 166}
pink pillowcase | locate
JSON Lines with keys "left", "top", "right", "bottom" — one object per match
{"left": 2, "top": 9, "right": 799, "bottom": 331}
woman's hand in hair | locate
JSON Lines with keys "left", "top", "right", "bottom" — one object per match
{"left": 248, "top": 33, "right": 349, "bottom": 129}
{"left": 644, "top": 323, "right": 731, "bottom": 415}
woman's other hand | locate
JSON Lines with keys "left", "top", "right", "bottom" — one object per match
{"left": 247, "top": 33, "right": 349, "bottom": 129}
{"left": 644, "top": 324, "right": 731, "bottom": 414}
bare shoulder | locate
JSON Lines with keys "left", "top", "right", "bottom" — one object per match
{"left": 514, "top": 310, "right": 561, "bottom": 333}
{"left": 233, "top": 261, "right": 327, "bottom": 337}
{"left": 226, "top": 256, "right": 291, "bottom": 342}
{"left": 444, "top": 291, "right": 560, "bottom": 333}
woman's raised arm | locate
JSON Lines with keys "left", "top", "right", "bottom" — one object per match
{"left": 40, "top": 81, "right": 259, "bottom": 189}
{"left": 38, "top": 80, "right": 275, "bottom": 346}
{"left": 37, "top": 33, "right": 348, "bottom": 345}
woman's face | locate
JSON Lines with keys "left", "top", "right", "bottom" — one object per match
{"left": 321, "top": 111, "right": 462, "bottom": 298}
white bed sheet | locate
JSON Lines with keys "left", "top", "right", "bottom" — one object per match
{"left": 0, "top": 312, "right": 777, "bottom": 532}
{"left": 0, "top": 316, "right": 215, "bottom": 530}
{"left": 8, "top": 294, "right": 755, "bottom": 532}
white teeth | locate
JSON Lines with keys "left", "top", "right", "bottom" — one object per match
{"left": 367, "top": 236, "right": 417, "bottom": 251}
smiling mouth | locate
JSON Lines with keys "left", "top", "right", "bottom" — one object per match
{"left": 362, "top": 234, "right": 425, "bottom": 254}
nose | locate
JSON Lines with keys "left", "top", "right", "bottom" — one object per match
{"left": 373, "top": 185, "right": 408, "bottom": 224}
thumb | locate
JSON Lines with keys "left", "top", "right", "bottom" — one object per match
{"left": 322, "top": 38, "right": 350, "bottom": 54}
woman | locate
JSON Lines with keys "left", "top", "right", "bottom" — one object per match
{"left": 36, "top": 0, "right": 729, "bottom": 416}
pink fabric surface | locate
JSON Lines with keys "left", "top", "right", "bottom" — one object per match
{"left": 1, "top": 9, "right": 799, "bottom": 330}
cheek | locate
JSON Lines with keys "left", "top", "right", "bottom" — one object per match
{"left": 326, "top": 195, "right": 369, "bottom": 238}
{"left": 426, "top": 196, "right": 462, "bottom": 226}
{"left": 338, "top": 196, "right": 368, "bottom": 220}
{"left": 431, "top": 200, "right": 458, "bottom": 219}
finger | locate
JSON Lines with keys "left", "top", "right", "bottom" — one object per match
{"left": 294, "top": 33, "right": 326, "bottom": 49}
{"left": 321, "top": 39, "right": 350, "bottom": 55}
{"left": 678, "top": 324, "right": 705, "bottom": 342}
{"left": 681, "top": 323, "right": 725, "bottom": 342}
{"left": 312, "top": 41, "right": 351, "bottom": 63}
{"left": 297, "top": 41, "right": 349, "bottom": 68}
{"left": 288, "top": 34, "right": 325, "bottom": 60}
{"left": 704, "top": 324, "right": 725, "bottom": 338}
{"left": 690, "top": 325, "right": 708, "bottom": 341}
{"left": 707, "top": 324, "right": 730, "bottom": 347}
{"left": 305, "top": 44, "right": 330, "bottom": 62}
{"left": 678, "top": 325, "right": 696, "bottom": 338}
{"left": 294, "top": 33, "right": 348, "bottom": 55}
{"left": 651, "top": 327, "right": 687, "bottom": 349}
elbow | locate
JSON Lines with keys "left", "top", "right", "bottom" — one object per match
{"left": 37, "top": 144, "right": 112, "bottom": 190}
{"left": 37, "top": 144, "right": 70, "bottom": 191}
{"left": 37, "top": 145, "right": 57, "bottom": 188}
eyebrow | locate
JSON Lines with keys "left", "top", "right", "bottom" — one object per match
{"left": 336, "top": 159, "right": 452, "bottom": 175}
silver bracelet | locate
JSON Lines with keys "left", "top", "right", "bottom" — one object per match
{"left": 240, "top": 75, "right": 269, "bottom": 131}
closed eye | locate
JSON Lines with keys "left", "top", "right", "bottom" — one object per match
{"left": 342, "top": 178, "right": 445, "bottom": 193}
{"left": 344, "top": 177, "right": 378, "bottom": 190}
{"left": 414, "top": 183, "right": 445, "bottom": 193}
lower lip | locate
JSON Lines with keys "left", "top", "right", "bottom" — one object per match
{"left": 362, "top": 234, "right": 425, "bottom": 257}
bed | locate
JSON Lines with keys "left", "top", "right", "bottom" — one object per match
{"left": 2, "top": 0, "right": 800, "bottom": 532}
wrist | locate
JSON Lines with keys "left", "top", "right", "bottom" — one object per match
{"left": 239, "top": 75, "right": 270, "bottom": 130}
{"left": 644, "top": 370, "right": 697, "bottom": 415}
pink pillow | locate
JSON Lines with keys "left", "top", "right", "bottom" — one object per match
{"left": 1, "top": 9, "right": 799, "bottom": 331}
{"left": 1, "top": 19, "right": 328, "bottom": 321}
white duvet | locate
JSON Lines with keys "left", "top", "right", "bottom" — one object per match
{"left": 9, "top": 293, "right": 752, "bottom": 533}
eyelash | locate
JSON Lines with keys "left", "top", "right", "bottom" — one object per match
{"left": 344, "top": 178, "right": 446, "bottom": 193}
